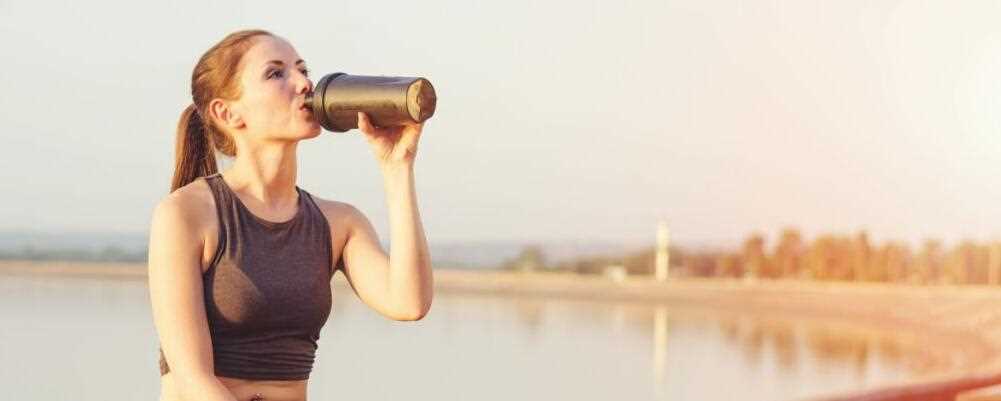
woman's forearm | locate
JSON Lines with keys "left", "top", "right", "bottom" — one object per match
{"left": 381, "top": 163, "right": 433, "bottom": 319}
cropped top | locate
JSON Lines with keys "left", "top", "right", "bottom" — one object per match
{"left": 158, "top": 172, "right": 343, "bottom": 380}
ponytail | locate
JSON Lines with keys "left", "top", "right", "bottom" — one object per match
{"left": 170, "top": 104, "right": 218, "bottom": 193}
{"left": 170, "top": 29, "right": 271, "bottom": 192}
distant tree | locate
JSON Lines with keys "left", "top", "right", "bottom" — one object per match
{"left": 989, "top": 243, "right": 1001, "bottom": 285}
{"left": 741, "top": 233, "right": 768, "bottom": 280}
{"left": 915, "top": 239, "right": 944, "bottom": 284}
{"left": 714, "top": 253, "right": 742, "bottom": 278}
{"left": 501, "top": 245, "right": 547, "bottom": 272}
{"left": 850, "top": 231, "right": 873, "bottom": 281}
{"left": 804, "top": 235, "right": 852, "bottom": 281}
{"left": 942, "top": 242, "right": 968, "bottom": 285}
{"left": 772, "top": 228, "right": 804, "bottom": 278}
{"left": 623, "top": 248, "right": 655, "bottom": 275}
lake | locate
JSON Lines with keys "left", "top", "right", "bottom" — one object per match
{"left": 0, "top": 272, "right": 943, "bottom": 401}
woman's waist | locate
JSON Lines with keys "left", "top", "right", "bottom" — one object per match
{"left": 219, "top": 375, "right": 308, "bottom": 401}
{"left": 159, "top": 371, "right": 307, "bottom": 401}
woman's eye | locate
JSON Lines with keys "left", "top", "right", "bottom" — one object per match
{"left": 268, "top": 69, "right": 285, "bottom": 79}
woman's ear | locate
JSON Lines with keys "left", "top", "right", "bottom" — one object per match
{"left": 207, "top": 98, "right": 245, "bottom": 130}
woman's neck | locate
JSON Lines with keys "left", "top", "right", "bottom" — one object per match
{"left": 222, "top": 142, "right": 299, "bottom": 209}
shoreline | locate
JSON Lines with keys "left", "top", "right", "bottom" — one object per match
{"left": 3, "top": 260, "right": 1001, "bottom": 401}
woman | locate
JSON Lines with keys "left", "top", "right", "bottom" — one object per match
{"left": 147, "top": 29, "right": 433, "bottom": 401}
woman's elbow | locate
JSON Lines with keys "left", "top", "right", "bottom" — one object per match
{"left": 391, "top": 301, "right": 432, "bottom": 321}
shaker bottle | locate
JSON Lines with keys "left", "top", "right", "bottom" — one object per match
{"left": 305, "top": 72, "right": 437, "bottom": 132}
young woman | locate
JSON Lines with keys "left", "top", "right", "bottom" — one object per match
{"left": 147, "top": 30, "right": 433, "bottom": 401}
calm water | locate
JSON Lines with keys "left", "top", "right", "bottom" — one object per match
{"left": 0, "top": 273, "right": 948, "bottom": 401}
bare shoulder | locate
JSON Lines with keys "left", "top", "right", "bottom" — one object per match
{"left": 153, "top": 178, "right": 216, "bottom": 230}
{"left": 303, "top": 195, "right": 364, "bottom": 266}
{"left": 306, "top": 194, "right": 363, "bottom": 229}
{"left": 148, "top": 179, "right": 219, "bottom": 272}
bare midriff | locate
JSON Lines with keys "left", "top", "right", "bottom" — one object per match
{"left": 159, "top": 371, "right": 308, "bottom": 401}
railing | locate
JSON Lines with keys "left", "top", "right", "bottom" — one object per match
{"left": 959, "top": 384, "right": 1001, "bottom": 401}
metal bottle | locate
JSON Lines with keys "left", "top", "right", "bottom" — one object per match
{"left": 305, "top": 72, "right": 437, "bottom": 132}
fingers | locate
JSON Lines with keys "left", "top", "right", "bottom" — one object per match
{"left": 357, "top": 112, "right": 423, "bottom": 145}
{"left": 357, "top": 112, "right": 373, "bottom": 134}
{"left": 409, "top": 122, "right": 424, "bottom": 137}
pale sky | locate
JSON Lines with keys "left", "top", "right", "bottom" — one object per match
{"left": 2, "top": 0, "right": 1001, "bottom": 249}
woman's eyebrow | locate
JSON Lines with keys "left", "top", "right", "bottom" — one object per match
{"left": 263, "top": 59, "right": 306, "bottom": 69}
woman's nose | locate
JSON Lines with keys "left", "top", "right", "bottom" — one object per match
{"left": 295, "top": 72, "right": 313, "bottom": 95}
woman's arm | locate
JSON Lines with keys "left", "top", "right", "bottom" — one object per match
{"left": 148, "top": 194, "right": 238, "bottom": 401}
{"left": 337, "top": 112, "right": 433, "bottom": 321}
{"left": 382, "top": 164, "right": 433, "bottom": 319}
{"left": 339, "top": 164, "right": 433, "bottom": 321}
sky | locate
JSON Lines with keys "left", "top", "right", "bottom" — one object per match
{"left": 1, "top": 0, "right": 1001, "bottom": 250}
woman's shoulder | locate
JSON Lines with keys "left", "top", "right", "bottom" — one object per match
{"left": 303, "top": 193, "right": 364, "bottom": 229}
{"left": 148, "top": 177, "right": 218, "bottom": 274}
{"left": 153, "top": 177, "right": 217, "bottom": 232}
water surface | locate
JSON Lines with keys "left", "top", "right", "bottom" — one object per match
{"left": 0, "top": 273, "right": 945, "bottom": 400}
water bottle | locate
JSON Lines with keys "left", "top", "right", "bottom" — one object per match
{"left": 304, "top": 72, "right": 437, "bottom": 133}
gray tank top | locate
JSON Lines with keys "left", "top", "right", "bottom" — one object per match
{"left": 158, "top": 173, "right": 342, "bottom": 380}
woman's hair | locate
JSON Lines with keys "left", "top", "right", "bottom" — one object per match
{"left": 170, "top": 29, "right": 274, "bottom": 193}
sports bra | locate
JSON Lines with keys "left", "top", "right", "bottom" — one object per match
{"left": 158, "top": 173, "right": 342, "bottom": 380}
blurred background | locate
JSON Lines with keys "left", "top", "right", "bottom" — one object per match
{"left": 2, "top": 1, "right": 1001, "bottom": 400}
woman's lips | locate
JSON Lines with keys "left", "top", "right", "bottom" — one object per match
{"left": 300, "top": 105, "right": 316, "bottom": 122}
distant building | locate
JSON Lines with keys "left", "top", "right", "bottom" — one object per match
{"left": 655, "top": 221, "right": 670, "bottom": 281}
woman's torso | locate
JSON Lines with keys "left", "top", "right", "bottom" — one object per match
{"left": 160, "top": 373, "right": 308, "bottom": 401}
{"left": 158, "top": 174, "right": 351, "bottom": 401}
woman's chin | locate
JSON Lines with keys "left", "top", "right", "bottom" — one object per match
{"left": 303, "top": 126, "right": 322, "bottom": 138}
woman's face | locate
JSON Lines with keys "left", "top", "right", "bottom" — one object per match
{"left": 228, "top": 35, "right": 321, "bottom": 142}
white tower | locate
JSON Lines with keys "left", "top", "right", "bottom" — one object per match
{"left": 655, "top": 221, "right": 670, "bottom": 281}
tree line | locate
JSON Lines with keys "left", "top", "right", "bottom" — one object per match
{"left": 504, "top": 228, "right": 1001, "bottom": 285}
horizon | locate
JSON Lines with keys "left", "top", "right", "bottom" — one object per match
{"left": 1, "top": 226, "right": 994, "bottom": 255}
